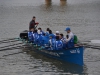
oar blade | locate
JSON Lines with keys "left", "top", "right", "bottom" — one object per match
{"left": 91, "top": 40, "right": 100, "bottom": 44}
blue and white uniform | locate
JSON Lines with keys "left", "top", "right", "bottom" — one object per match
{"left": 40, "top": 30, "right": 45, "bottom": 35}
{"left": 33, "top": 32, "right": 38, "bottom": 44}
{"left": 28, "top": 31, "right": 34, "bottom": 42}
{"left": 41, "top": 35, "right": 49, "bottom": 46}
{"left": 55, "top": 40, "right": 63, "bottom": 50}
{"left": 48, "top": 34, "right": 56, "bottom": 50}
{"left": 36, "top": 30, "right": 43, "bottom": 46}
{"left": 49, "top": 38, "right": 56, "bottom": 50}
{"left": 37, "top": 34, "right": 43, "bottom": 46}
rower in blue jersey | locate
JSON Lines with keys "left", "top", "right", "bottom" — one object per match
{"left": 41, "top": 33, "right": 49, "bottom": 47}
{"left": 37, "top": 30, "right": 43, "bottom": 46}
{"left": 38, "top": 27, "right": 45, "bottom": 35}
{"left": 55, "top": 36, "right": 63, "bottom": 50}
{"left": 45, "top": 28, "right": 50, "bottom": 35}
{"left": 28, "top": 28, "right": 34, "bottom": 42}
{"left": 49, "top": 34, "right": 56, "bottom": 50}
{"left": 33, "top": 29, "right": 38, "bottom": 44}
{"left": 45, "top": 28, "right": 50, "bottom": 39}
{"left": 65, "top": 27, "right": 74, "bottom": 48}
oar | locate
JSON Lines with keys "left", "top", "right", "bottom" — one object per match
{"left": 81, "top": 40, "right": 100, "bottom": 44}
{"left": 90, "top": 40, "right": 100, "bottom": 44}
{"left": 3, "top": 52, "right": 24, "bottom": 57}
{"left": 0, "top": 40, "right": 20, "bottom": 44}
{"left": 80, "top": 40, "right": 100, "bottom": 50}
{"left": 21, "top": 38, "right": 100, "bottom": 50}
{"left": 20, "top": 37, "right": 50, "bottom": 50}
{"left": 0, "top": 42, "right": 23, "bottom": 49}
{"left": 0, "top": 38, "right": 19, "bottom": 42}
{"left": 20, "top": 39, "right": 42, "bottom": 50}
{"left": 85, "top": 45, "right": 100, "bottom": 50}
{"left": 35, "top": 24, "right": 38, "bottom": 30}
{"left": 3, "top": 50, "right": 30, "bottom": 57}
{"left": 0, "top": 45, "right": 28, "bottom": 51}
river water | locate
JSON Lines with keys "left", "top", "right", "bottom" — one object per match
{"left": 0, "top": 0, "right": 100, "bottom": 75}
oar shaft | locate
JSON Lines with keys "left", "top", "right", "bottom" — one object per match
{"left": 0, "top": 38, "right": 18, "bottom": 42}
{"left": 0, "top": 42, "right": 23, "bottom": 49}
{"left": 3, "top": 50, "right": 30, "bottom": 57}
{"left": 0, "top": 45, "right": 28, "bottom": 51}
{"left": 0, "top": 40, "right": 19, "bottom": 44}
{"left": 84, "top": 45, "right": 100, "bottom": 48}
{"left": 3, "top": 52, "right": 23, "bottom": 57}
{"left": 85, "top": 46, "right": 100, "bottom": 50}
{"left": 84, "top": 44, "right": 100, "bottom": 50}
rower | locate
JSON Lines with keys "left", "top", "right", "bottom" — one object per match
{"left": 38, "top": 27, "right": 45, "bottom": 35}
{"left": 29, "top": 16, "right": 39, "bottom": 30}
{"left": 36, "top": 30, "right": 43, "bottom": 46}
{"left": 41, "top": 33, "right": 49, "bottom": 47}
{"left": 48, "top": 30, "right": 55, "bottom": 38}
{"left": 28, "top": 28, "right": 34, "bottom": 42}
{"left": 55, "top": 31, "right": 60, "bottom": 37}
{"left": 55, "top": 36, "right": 63, "bottom": 50}
{"left": 49, "top": 34, "right": 56, "bottom": 50}
{"left": 59, "top": 34, "right": 66, "bottom": 49}
{"left": 65, "top": 27, "right": 74, "bottom": 48}
{"left": 45, "top": 28, "right": 50, "bottom": 35}
{"left": 49, "top": 30, "right": 53, "bottom": 34}
{"left": 33, "top": 29, "right": 38, "bottom": 44}
{"left": 45, "top": 28, "right": 51, "bottom": 40}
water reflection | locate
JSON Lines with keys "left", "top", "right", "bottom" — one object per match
{"left": 45, "top": 0, "right": 52, "bottom": 7}
{"left": 22, "top": 48, "right": 87, "bottom": 74}
{"left": 60, "top": 0, "right": 67, "bottom": 6}
{"left": 45, "top": 0, "right": 67, "bottom": 7}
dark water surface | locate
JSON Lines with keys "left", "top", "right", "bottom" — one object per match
{"left": 0, "top": 0, "right": 100, "bottom": 75}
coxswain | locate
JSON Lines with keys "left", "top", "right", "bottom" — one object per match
{"left": 65, "top": 27, "right": 74, "bottom": 48}
{"left": 29, "top": 16, "right": 39, "bottom": 30}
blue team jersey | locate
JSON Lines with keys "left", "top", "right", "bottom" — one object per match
{"left": 42, "top": 36, "right": 49, "bottom": 46}
{"left": 49, "top": 38, "right": 56, "bottom": 50}
{"left": 28, "top": 31, "right": 33, "bottom": 42}
{"left": 37, "top": 34, "right": 43, "bottom": 46}
{"left": 55, "top": 40, "right": 63, "bottom": 50}
{"left": 33, "top": 32, "right": 38, "bottom": 44}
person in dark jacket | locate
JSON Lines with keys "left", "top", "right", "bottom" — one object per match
{"left": 29, "top": 16, "right": 39, "bottom": 30}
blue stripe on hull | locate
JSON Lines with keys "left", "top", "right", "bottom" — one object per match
{"left": 33, "top": 46, "right": 84, "bottom": 66}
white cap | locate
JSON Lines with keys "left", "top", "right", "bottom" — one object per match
{"left": 56, "top": 31, "right": 60, "bottom": 34}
